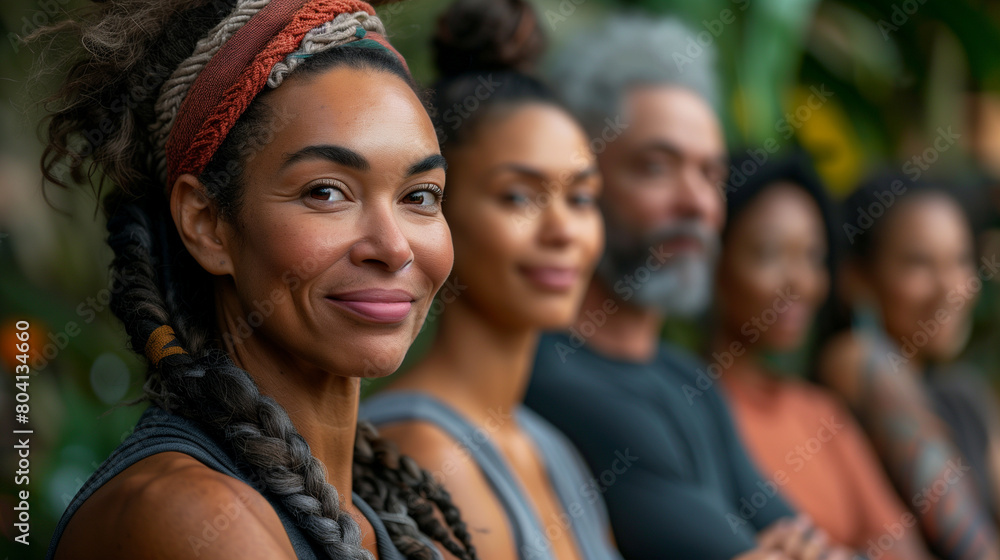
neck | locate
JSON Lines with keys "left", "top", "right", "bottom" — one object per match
{"left": 399, "top": 296, "right": 538, "bottom": 428}
{"left": 214, "top": 284, "right": 358, "bottom": 503}
{"left": 575, "top": 278, "right": 663, "bottom": 362}
{"left": 712, "top": 327, "right": 771, "bottom": 388}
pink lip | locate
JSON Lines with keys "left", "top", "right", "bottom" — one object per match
{"left": 774, "top": 304, "right": 809, "bottom": 331}
{"left": 325, "top": 289, "right": 415, "bottom": 324}
{"left": 519, "top": 266, "right": 580, "bottom": 292}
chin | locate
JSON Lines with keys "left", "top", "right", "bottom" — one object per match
{"left": 528, "top": 307, "right": 579, "bottom": 330}
{"left": 354, "top": 353, "right": 407, "bottom": 378}
{"left": 334, "top": 334, "right": 412, "bottom": 378}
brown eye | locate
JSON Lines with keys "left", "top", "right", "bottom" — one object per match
{"left": 309, "top": 185, "right": 346, "bottom": 201}
{"left": 402, "top": 186, "right": 442, "bottom": 207}
{"left": 502, "top": 192, "right": 531, "bottom": 206}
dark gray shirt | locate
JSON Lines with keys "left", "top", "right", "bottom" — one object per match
{"left": 525, "top": 333, "right": 796, "bottom": 560}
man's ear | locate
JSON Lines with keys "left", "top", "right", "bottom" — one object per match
{"left": 170, "top": 174, "right": 235, "bottom": 276}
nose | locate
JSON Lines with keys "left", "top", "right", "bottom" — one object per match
{"left": 349, "top": 203, "right": 414, "bottom": 273}
{"left": 537, "top": 196, "right": 575, "bottom": 249}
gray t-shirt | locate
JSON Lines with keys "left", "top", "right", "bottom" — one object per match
{"left": 525, "top": 333, "right": 796, "bottom": 560}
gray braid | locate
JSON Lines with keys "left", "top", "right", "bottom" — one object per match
{"left": 214, "top": 364, "right": 374, "bottom": 559}
{"left": 267, "top": 11, "right": 384, "bottom": 87}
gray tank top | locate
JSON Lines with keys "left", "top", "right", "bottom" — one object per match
{"left": 46, "top": 405, "right": 424, "bottom": 560}
{"left": 360, "top": 391, "right": 622, "bottom": 560}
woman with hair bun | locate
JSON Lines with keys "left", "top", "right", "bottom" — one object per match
{"left": 38, "top": 1, "right": 476, "bottom": 559}
{"left": 360, "top": 2, "right": 618, "bottom": 560}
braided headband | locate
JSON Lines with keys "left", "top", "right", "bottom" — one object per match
{"left": 153, "top": 0, "right": 409, "bottom": 191}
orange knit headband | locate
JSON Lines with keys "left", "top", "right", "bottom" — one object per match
{"left": 164, "top": 0, "right": 408, "bottom": 191}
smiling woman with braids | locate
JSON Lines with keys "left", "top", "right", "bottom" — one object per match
{"left": 37, "top": 1, "right": 477, "bottom": 559}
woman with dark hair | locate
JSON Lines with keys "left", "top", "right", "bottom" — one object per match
{"left": 38, "top": 1, "right": 476, "bottom": 559}
{"left": 819, "top": 173, "right": 1000, "bottom": 560}
{"left": 713, "top": 153, "right": 932, "bottom": 560}
{"left": 359, "top": 2, "right": 617, "bottom": 560}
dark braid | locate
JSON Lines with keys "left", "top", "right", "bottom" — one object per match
{"left": 354, "top": 423, "right": 477, "bottom": 560}
{"left": 34, "top": 1, "right": 476, "bottom": 559}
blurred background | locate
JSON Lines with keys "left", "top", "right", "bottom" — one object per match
{"left": 2, "top": 0, "right": 1000, "bottom": 556}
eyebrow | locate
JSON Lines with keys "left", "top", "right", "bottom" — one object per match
{"left": 489, "top": 163, "right": 599, "bottom": 185}
{"left": 282, "top": 145, "right": 369, "bottom": 171}
{"left": 407, "top": 154, "right": 448, "bottom": 176}
{"left": 280, "top": 145, "right": 447, "bottom": 177}
{"left": 639, "top": 140, "right": 728, "bottom": 169}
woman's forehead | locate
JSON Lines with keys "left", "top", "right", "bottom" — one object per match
{"left": 264, "top": 66, "right": 438, "bottom": 159}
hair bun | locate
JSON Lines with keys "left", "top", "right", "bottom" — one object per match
{"left": 432, "top": 0, "right": 546, "bottom": 79}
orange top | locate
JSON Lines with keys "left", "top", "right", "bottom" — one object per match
{"left": 720, "top": 372, "right": 920, "bottom": 560}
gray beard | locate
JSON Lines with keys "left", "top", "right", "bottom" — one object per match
{"left": 597, "top": 219, "right": 719, "bottom": 317}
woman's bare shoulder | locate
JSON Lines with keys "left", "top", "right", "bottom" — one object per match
{"left": 816, "top": 330, "right": 870, "bottom": 402}
{"left": 53, "top": 451, "right": 296, "bottom": 560}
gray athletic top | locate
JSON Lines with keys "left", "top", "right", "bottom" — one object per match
{"left": 46, "top": 405, "right": 433, "bottom": 560}
{"left": 360, "top": 391, "right": 623, "bottom": 560}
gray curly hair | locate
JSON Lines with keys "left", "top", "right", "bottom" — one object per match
{"left": 548, "top": 14, "right": 720, "bottom": 137}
